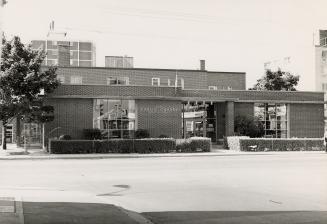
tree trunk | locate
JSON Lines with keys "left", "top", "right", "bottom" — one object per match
{"left": 42, "top": 123, "right": 45, "bottom": 150}
{"left": 1, "top": 123, "right": 7, "bottom": 150}
{"left": 16, "top": 117, "right": 21, "bottom": 147}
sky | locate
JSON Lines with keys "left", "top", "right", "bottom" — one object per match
{"left": 1, "top": 0, "right": 327, "bottom": 90}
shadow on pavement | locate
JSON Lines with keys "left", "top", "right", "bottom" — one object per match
{"left": 0, "top": 201, "right": 142, "bottom": 224}
{"left": 142, "top": 211, "right": 327, "bottom": 224}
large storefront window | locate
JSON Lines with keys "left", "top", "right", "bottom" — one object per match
{"left": 93, "top": 99, "right": 136, "bottom": 139}
{"left": 254, "top": 103, "right": 288, "bottom": 138}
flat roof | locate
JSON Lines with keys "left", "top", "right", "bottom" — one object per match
{"left": 52, "top": 65, "right": 246, "bottom": 74}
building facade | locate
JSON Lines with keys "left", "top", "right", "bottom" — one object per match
{"left": 315, "top": 30, "right": 327, "bottom": 130}
{"left": 105, "top": 56, "right": 134, "bottom": 68}
{"left": 1, "top": 62, "right": 324, "bottom": 146}
{"left": 31, "top": 40, "right": 96, "bottom": 67}
{"left": 41, "top": 64, "right": 323, "bottom": 144}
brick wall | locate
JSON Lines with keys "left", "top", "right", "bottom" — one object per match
{"left": 58, "top": 45, "right": 70, "bottom": 66}
{"left": 45, "top": 98, "right": 93, "bottom": 140}
{"left": 181, "top": 89, "right": 324, "bottom": 102}
{"left": 207, "top": 72, "right": 246, "bottom": 90}
{"left": 55, "top": 67, "right": 208, "bottom": 89}
{"left": 289, "top": 103, "right": 324, "bottom": 138}
{"left": 50, "top": 85, "right": 324, "bottom": 103}
{"left": 53, "top": 67, "right": 247, "bottom": 90}
{"left": 136, "top": 99, "right": 182, "bottom": 138}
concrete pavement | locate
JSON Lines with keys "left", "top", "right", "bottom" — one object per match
{"left": 1, "top": 151, "right": 327, "bottom": 223}
{"left": 143, "top": 211, "right": 327, "bottom": 224}
{"left": 0, "top": 199, "right": 151, "bottom": 224}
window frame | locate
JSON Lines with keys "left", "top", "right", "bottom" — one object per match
{"left": 152, "top": 77, "right": 160, "bottom": 86}
{"left": 70, "top": 76, "right": 83, "bottom": 84}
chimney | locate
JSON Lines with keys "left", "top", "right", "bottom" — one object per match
{"left": 58, "top": 41, "right": 70, "bottom": 66}
{"left": 200, "top": 60, "right": 205, "bottom": 70}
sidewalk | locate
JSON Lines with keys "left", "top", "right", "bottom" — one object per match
{"left": 0, "top": 197, "right": 151, "bottom": 224}
{"left": 0, "top": 144, "right": 325, "bottom": 160}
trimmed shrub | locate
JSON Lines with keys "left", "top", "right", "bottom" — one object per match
{"left": 83, "top": 129, "right": 102, "bottom": 140}
{"left": 234, "top": 115, "right": 265, "bottom": 138}
{"left": 158, "top": 134, "right": 169, "bottom": 138}
{"left": 49, "top": 138, "right": 176, "bottom": 154}
{"left": 134, "top": 139, "right": 175, "bottom": 153}
{"left": 239, "top": 138, "right": 324, "bottom": 152}
{"left": 59, "top": 135, "right": 72, "bottom": 140}
{"left": 176, "top": 137, "right": 211, "bottom": 152}
{"left": 135, "top": 129, "right": 150, "bottom": 139}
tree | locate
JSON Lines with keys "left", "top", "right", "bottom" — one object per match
{"left": 234, "top": 115, "right": 265, "bottom": 138}
{"left": 250, "top": 69, "right": 299, "bottom": 91}
{"left": 0, "top": 36, "right": 60, "bottom": 150}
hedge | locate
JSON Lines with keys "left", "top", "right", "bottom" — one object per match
{"left": 49, "top": 138, "right": 176, "bottom": 154}
{"left": 49, "top": 137, "right": 211, "bottom": 154}
{"left": 176, "top": 137, "right": 211, "bottom": 152}
{"left": 239, "top": 138, "right": 324, "bottom": 152}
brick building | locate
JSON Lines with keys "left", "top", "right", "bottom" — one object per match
{"left": 31, "top": 40, "right": 96, "bottom": 67}
{"left": 1, "top": 61, "right": 324, "bottom": 146}
{"left": 315, "top": 30, "right": 327, "bottom": 130}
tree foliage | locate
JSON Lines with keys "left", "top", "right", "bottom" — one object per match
{"left": 0, "top": 36, "right": 60, "bottom": 149}
{"left": 250, "top": 69, "right": 299, "bottom": 91}
{"left": 234, "top": 115, "right": 265, "bottom": 138}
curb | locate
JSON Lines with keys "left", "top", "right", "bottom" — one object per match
{"left": 0, "top": 151, "right": 325, "bottom": 160}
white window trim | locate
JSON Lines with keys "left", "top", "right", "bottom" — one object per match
{"left": 152, "top": 77, "right": 160, "bottom": 86}
{"left": 57, "top": 75, "right": 65, "bottom": 83}
{"left": 208, "top": 86, "right": 217, "bottom": 90}
{"left": 107, "top": 77, "right": 129, "bottom": 85}
{"left": 180, "top": 78, "right": 184, "bottom": 89}
{"left": 70, "top": 76, "right": 83, "bottom": 84}
{"left": 107, "top": 77, "right": 115, "bottom": 85}
{"left": 167, "top": 79, "right": 171, "bottom": 86}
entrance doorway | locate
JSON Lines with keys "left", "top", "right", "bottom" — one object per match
{"left": 20, "top": 123, "right": 42, "bottom": 146}
{"left": 5, "top": 124, "right": 13, "bottom": 143}
{"left": 182, "top": 102, "right": 216, "bottom": 142}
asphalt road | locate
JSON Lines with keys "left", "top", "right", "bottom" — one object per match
{"left": 0, "top": 152, "right": 327, "bottom": 222}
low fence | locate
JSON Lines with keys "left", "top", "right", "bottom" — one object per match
{"left": 49, "top": 137, "right": 211, "bottom": 154}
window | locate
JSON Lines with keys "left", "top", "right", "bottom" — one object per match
{"left": 180, "top": 78, "right": 184, "bottom": 89}
{"left": 167, "top": 79, "right": 171, "bottom": 86}
{"left": 107, "top": 77, "right": 129, "bottom": 85}
{"left": 152, "top": 78, "right": 160, "bottom": 86}
{"left": 254, "top": 103, "right": 288, "bottom": 138}
{"left": 323, "top": 65, "right": 327, "bottom": 75}
{"left": 46, "top": 60, "right": 57, "bottom": 66}
{"left": 57, "top": 75, "right": 65, "bottom": 83}
{"left": 93, "top": 99, "right": 136, "bottom": 139}
{"left": 208, "top": 86, "right": 217, "bottom": 90}
{"left": 70, "top": 76, "right": 83, "bottom": 84}
{"left": 322, "top": 51, "right": 327, "bottom": 59}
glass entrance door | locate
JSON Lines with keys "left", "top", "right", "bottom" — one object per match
{"left": 183, "top": 102, "right": 217, "bottom": 142}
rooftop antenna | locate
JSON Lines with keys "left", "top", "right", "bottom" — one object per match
{"left": 47, "top": 20, "right": 67, "bottom": 38}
